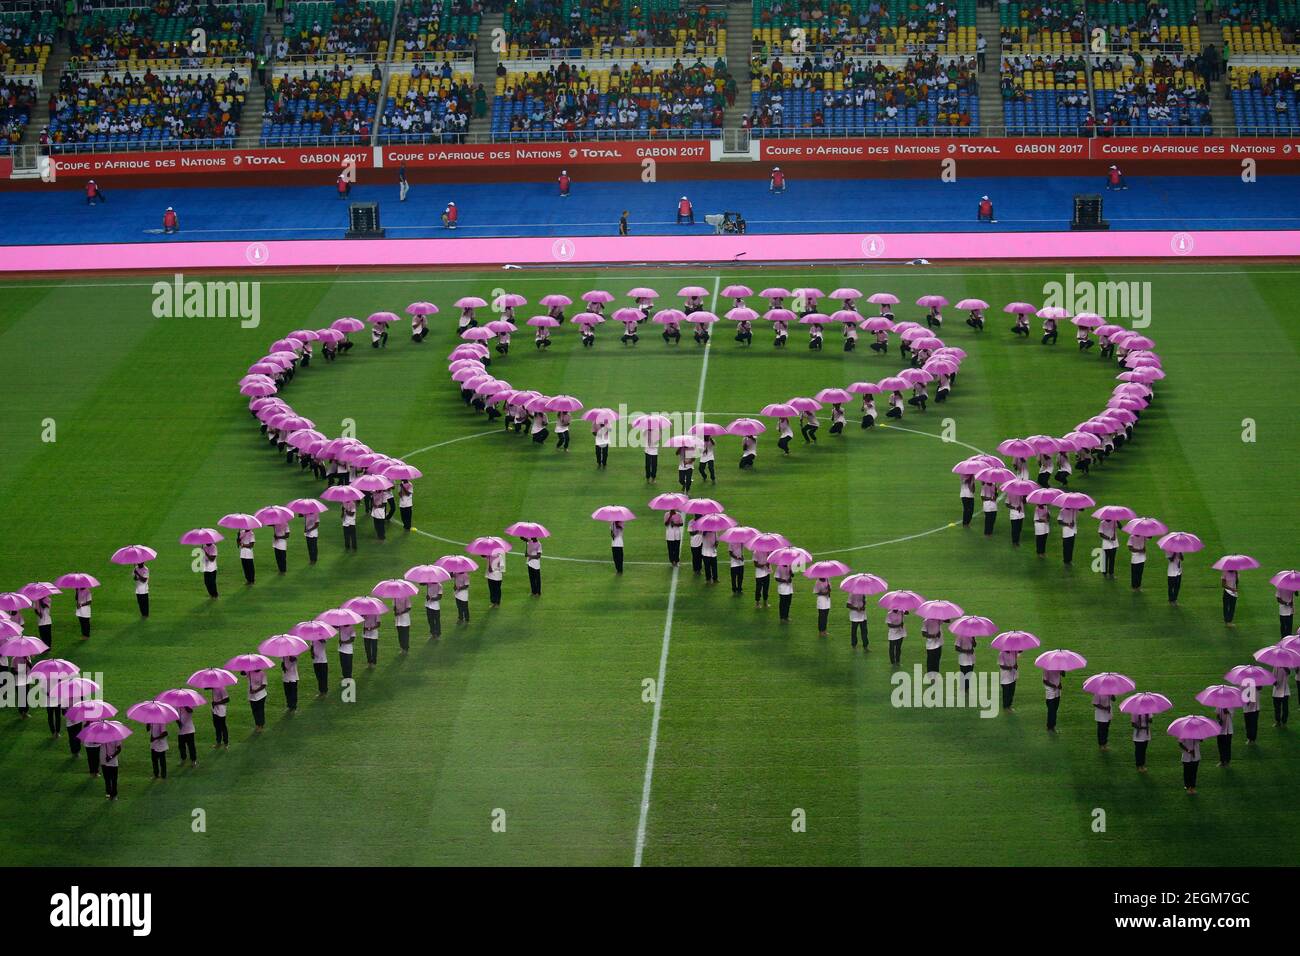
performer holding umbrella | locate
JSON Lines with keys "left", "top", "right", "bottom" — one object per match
{"left": 405, "top": 565, "right": 449, "bottom": 639}
{"left": 227, "top": 654, "right": 275, "bottom": 732}
{"left": 80, "top": 720, "right": 132, "bottom": 800}
{"left": 841, "top": 573, "right": 887, "bottom": 651}
{"left": 219, "top": 513, "right": 263, "bottom": 585}
{"left": 322, "top": 485, "right": 364, "bottom": 550}
{"left": 157, "top": 688, "right": 206, "bottom": 767}
{"left": 318, "top": 608, "right": 363, "bottom": 681}
{"left": 1081, "top": 672, "right": 1136, "bottom": 751}
{"left": 188, "top": 667, "right": 236, "bottom": 749}
{"left": 1119, "top": 691, "right": 1171, "bottom": 772}
{"left": 1168, "top": 715, "right": 1221, "bottom": 793}
{"left": 435, "top": 556, "right": 479, "bottom": 621}
{"left": 1212, "top": 554, "right": 1260, "bottom": 625}
{"left": 55, "top": 573, "right": 100, "bottom": 639}
{"left": 805, "top": 561, "right": 851, "bottom": 639}
{"left": 111, "top": 546, "right": 157, "bottom": 617}
{"left": 1034, "top": 649, "right": 1088, "bottom": 733}
{"left": 1157, "top": 531, "right": 1204, "bottom": 605}
{"left": 289, "top": 498, "right": 327, "bottom": 563}
{"left": 126, "top": 700, "right": 179, "bottom": 780}
{"left": 1122, "top": 517, "right": 1165, "bottom": 590}
{"left": 1196, "top": 684, "right": 1245, "bottom": 766}
{"left": 1225, "top": 663, "right": 1273, "bottom": 743}
{"left": 592, "top": 506, "right": 635, "bottom": 574}
{"left": 259, "top": 635, "right": 308, "bottom": 711}
{"left": 991, "top": 630, "right": 1039, "bottom": 712}
{"left": 292, "top": 620, "right": 337, "bottom": 696}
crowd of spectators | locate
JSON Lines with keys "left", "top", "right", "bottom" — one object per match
{"left": 1, "top": 78, "right": 39, "bottom": 152}
{"left": 998, "top": 2, "right": 1085, "bottom": 51}
{"left": 395, "top": 0, "right": 480, "bottom": 56}
{"left": 1, "top": 7, "right": 59, "bottom": 73}
{"left": 261, "top": 65, "right": 379, "bottom": 143}
{"left": 378, "top": 62, "right": 480, "bottom": 141}
{"left": 282, "top": 0, "right": 393, "bottom": 57}
{"left": 502, "top": 0, "right": 724, "bottom": 57}
{"left": 44, "top": 68, "right": 244, "bottom": 147}
{"left": 751, "top": 0, "right": 976, "bottom": 57}
{"left": 1230, "top": 64, "right": 1298, "bottom": 130}
{"left": 69, "top": 1, "right": 261, "bottom": 64}
{"left": 1092, "top": 54, "right": 1213, "bottom": 129}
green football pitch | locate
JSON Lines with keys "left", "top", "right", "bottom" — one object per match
{"left": 0, "top": 263, "right": 1297, "bottom": 867}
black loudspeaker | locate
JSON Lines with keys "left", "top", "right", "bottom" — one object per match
{"left": 346, "top": 202, "right": 385, "bottom": 238}
{"left": 1071, "top": 194, "right": 1109, "bottom": 231}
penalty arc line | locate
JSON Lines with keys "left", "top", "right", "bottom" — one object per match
{"left": 633, "top": 273, "right": 718, "bottom": 867}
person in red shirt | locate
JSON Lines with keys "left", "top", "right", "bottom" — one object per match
{"left": 770, "top": 166, "right": 786, "bottom": 193}
{"left": 557, "top": 169, "right": 571, "bottom": 197}
{"left": 1106, "top": 165, "right": 1127, "bottom": 191}
{"left": 162, "top": 206, "right": 179, "bottom": 234}
{"left": 85, "top": 179, "right": 103, "bottom": 205}
{"left": 676, "top": 196, "right": 694, "bottom": 225}
{"left": 977, "top": 195, "right": 995, "bottom": 223}
{"left": 442, "top": 201, "right": 458, "bottom": 229}
{"left": 337, "top": 174, "right": 350, "bottom": 199}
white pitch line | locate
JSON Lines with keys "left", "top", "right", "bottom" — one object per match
{"left": 633, "top": 273, "right": 719, "bottom": 867}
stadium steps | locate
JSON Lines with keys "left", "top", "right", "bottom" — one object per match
{"left": 1199, "top": 19, "right": 1233, "bottom": 131}
{"left": 473, "top": 11, "right": 504, "bottom": 136}
{"left": 974, "top": 3, "right": 1003, "bottom": 132}
{"left": 18, "top": 43, "right": 73, "bottom": 147}
{"left": 239, "top": 16, "right": 286, "bottom": 148}
{"left": 722, "top": 0, "right": 750, "bottom": 132}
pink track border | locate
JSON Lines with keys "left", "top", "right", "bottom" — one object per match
{"left": 2, "top": 230, "right": 1298, "bottom": 273}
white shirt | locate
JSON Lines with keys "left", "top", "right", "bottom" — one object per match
{"left": 247, "top": 672, "right": 268, "bottom": 702}
{"left": 998, "top": 650, "right": 1018, "bottom": 685}
{"left": 1043, "top": 670, "right": 1062, "bottom": 699}
{"left": 134, "top": 566, "right": 150, "bottom": 594}
{"left": 1092, "top": 693, "right": 1113, "bottom": 723}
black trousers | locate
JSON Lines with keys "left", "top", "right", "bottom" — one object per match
{"left": 679, "top": 467, "right": 693, "bottom": 491}
{"left": 1097, "top": 721, "right": 1110, "bottom": 747}
{"left": 1046, "top": 697, "right": 1060, "bottom": 730}
{"left": 611, "top": 548, "right": 624, "bottom": 573}
{"left": 888, "top": 639, "right": 903, "bottom": 665}
{"left": 817, "top": 608, "right": 830, "bottom": 633}
{"left": 212, "top": 714, "right": 229, "bottom": 745}
{"left": 740, "top": 453, "right": 755, "bottom": 469}
{"left": 136, "top": 593, "right": 150, "bottom": 617}
{"left": 1036, "top": 532, "right": 1047, "bottom": 555}
{"left": 1062, "top": 535, "right": 1076, "bottom": 564}
{"left": 488, "top": 579, "right": 502, "bottom": 605}
{"left": 557, "top": 430, "right": 570, "bottom": 449}
{"left": 703, "top": 556, "right": 718, "bottom": 583}
{"left": 1103, "top": 548, "right": 1117, "bottom": 576}
{"left": 306, "top": 536, "right": 318, "bottom": 563}
{"left": 926, "top": 646, "right": 941, "bottom": 675}
{"left": 983, "top": 510, "right": 996, "bottom": 535}
{"left": 730, "top": 565, "right": 744, "bottom": 592}
{"left": 151, "top": 751, "right": 167, "bottom": 778}
{"left": 87, "top": 745, "right": 101, "bottom": 774}
{"left": 67, "top": 721, "right": 82, "bottom": 755}
{"left": 313, "top": 661, "right": 328, "bottom": 693}
{"left": 456, "top": 598, "right": 470, "bottom": 621}
{"left": 644, "top": 454, "right": 658, "bottom": 479}
{"left": 851, "top": 620, "right": 868, "bottom": 647}
{"left": 778, "top": 435, "right": 792, "bottom": 454}
{"left": 103, "top": 765, "right": 119, "bottom": 798}
{"left": 801, "top": 424, "right": 818, "bottom": 442}
{"left": 961, "top": 497, "right": 974, "bottom": 525}
{"left": 1223, "top": 591, "right": 1237, "bottom": 623}
{"left": 241, "top": 557, "right": 255, "bottom": 583}
{"left": 204, "top": 570, "right": 219, "bottom": 597}
{"left": 274, "top": 548, "right": 287, "bottom": 573}
{"left": 1168, "top": 575, "right": 1182, "bottom": 603}
{"left": 1183, "top": 760, "right": 1199, "bottom": 789}
{"left": 691, "top": 546, "right": 703, "bottom": 574}
{"left": 1011, "top": 517, "right": 1023, "bottom": 545}
{"left": 1135, "top": 740, "right": 1148, "bottom": 768}
{"left": 284, "top": 681, "right": 298, "bottom": 710}
{"left": 179, "top": 732, "right": 197, "bottom": 762}
{"left": 1245, "top": 709, "right": 1259, "bottom": 741}
{"left": 778, "top": 593, "right": 792, "bottom": 620}
{"left": 698, "top": 459, "right": 715, "bottom": 482}
{"left": 528, "top": 566, "right": 542, "bottom": 595}
{"left": 250, "top": 697, "right": 266, "bottom": 728}
{"left": 364, "top": 638, "right": 378, "bottom": 665}
{"left": 1002, "top": 681, "right": 1016, "bottom": 710}
{"left": 754, "top": 576, "right": 770, "bottom": 603}
{"left": 1274, "top": 696, "right": 1290, "bottom": 724}
{"left": 1131, "top": 561, "right": 1145, "bottom": 589}
{"left": 343, "top": 524, "right": 358, "bottom": 549}
{"left": 374, "top": 517, "right": 387, "bottom": 540}
{"left": 340, "top": 652, "right": 354, "bottom": 680}
{"left": 79, "top": 616, "right": 91, "bottom": 637}
{"left": 47, "top": 705, "right": 61, "bottom": 734}
{"left": 401, "top": 506, "right": 413, "bottom": 530}
{"left": 39, "top": 622, "right": 52, "bottom": 645}
{"left": 595, "top": 445, "right": 609, "bottom": 468}
{"left": 666, "top": 540, "right": 681, "bottom": 565}
{"left": 1281, "top": 614, "right": 1294, "bottom": 638}
{"left": 1217, "top": 734, "right": 1232, "bottom": 764}
{"left": 426, "top": 607, "right": 441, "bottom": 637}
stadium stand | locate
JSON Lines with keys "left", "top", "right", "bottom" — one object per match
{"left": 746, "top": 54, "right": 979, "bottom": 132}
{"left": 1089, "top": 0, "right": 1201, "bottom": 52}
{"left": 69, "top": 1, "right": 263, "bottom": 66}
{"left": 1218, "top": 0, "right": 1300, "bottom": 54}
{"left": 1000, "top": 53, "right": 1088, "bottom": 133}
{"left": 260, "top": 65, "right": 381, "bottom": 144}
{"left": 0, "top": 6, "right": 59, "bottom": 76}
{"left": 44, "top": 69, "right": 247, "bottom": 149}
{"left": 998, "top": 2, "right": 1085, "bottom": 53}
{"left": 1228, "top": 64, "right": 1299, "bottom": 132}
{"left": 2, "top": 77, "right": 38, "bottom": 153}
{"left": 283, "top": 0, "right": 396, "bottom": 59}
{"left": 1091, "top": 56, "right": 1213, "bottom": 131}
{"left": 751, "top": 0, "right": 977, "bottom": 58}
{"left": 500, "top": 0, "right": 726, "bottom": 60}
{"left": 492, "top": 58, "right": 729, "bottom": 138}
{"left": 378, "top": 61, "right": 478, "bottom": 141}
{"left": 393, "top": 0, "right": 480, "bottom": 59}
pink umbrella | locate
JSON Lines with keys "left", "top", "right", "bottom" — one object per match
{"left": 1081, "top": 672, "right": 1137, "bottom": 695}
{"left": 540, "top": 293, "right": 573, "bottom": 307}
{"left": 747, "top": 532, "right": 790, "bottom": 553}
{"left": 526, "top": 316, "right": 560, "bottom": 328}
{"left": 722, "top": 284, "right": 754, "bottom": 299}
{"left": 867, "top": 292, "right": 899, "bottom": 306}
{"left": 767, "top": 547, "right": 812, "bottom": 568}
{"left": 380, "top": 463, "right": 423, "bottom": 481}
{"left": 405, "top": 564, "right": 451, "bottom": 585}
{"left": 793, "top": 287, "right": 824, "bottom": 301}
{"left": 466, "top": 536, "right": 513, "bottom": 556}
{"left": 860, "top": 316, "right": 895, "bottom": 332}
{"left": 524, "top": 395, "right": 554, "bottom": 413}
{"left": 1070, "top": 314, "right": 1104, "bottom": 328}
{"left": 226, "top": 653, "right": 275, "bottom": 673}
{"left": 547, "top": 395, "right": 584, "bottom": 413}
{"left": 1061, "top": 431, "right": 1101, "bottom": 450}
{"left": 492, "top": 293, "right": 527, "bottom": 310}
{"left": 1225, "top": 664, "right": 1275, "bottom": 688}
{"left": 1119, "top": 692, "right": 1173, "bottom": 716}
{"left": 798, "top": 313, "right": 830, "bottom": 326}
{"left": 254, "top": 505, "right": 295, "bottom": 528}
{"left": 582, "top": 407, "right": 620, "bottom": 423}
{"left": 840, "top": 573, "right": 889, "bottom": 595}
{"left": 504, "top": 522, "right": 550, "bottom": 539}
{"left": 572, "top": 313, "right": 605, "bottom": 327}
{"left": 66, "top": 699, "right": 117, "bottom": 722}
{"left": 406, "top": 301, "right": 439, "bottom": 316}
{"left": 613, "top": 308, "right": 644, "bottom": 324}
{"left": 371, "top": 579, "right": 420, "bottom": 599}
{"left": 814, "top": 388, "right": 853, "bottom": 405}
{"left": 630, "top": 413, "right": 673, "bottom": 433}
{"left": 0, "top": 592, "right": 34, "bottom": 612}
{"left": 688, "top": 312, "right": 719, "bottom": 325}
{"left": 695, "top": 513, "right": 737, "bottom": 533}
{"left": 976, "top": 467, "right": 1016, "bottom": 486}
{"left": 803, "top": 560, "right": 851, "bottom": 578}
{"left": 829, "top": 287, "right": 863, "bottom": 301}
{"left": 455, "top": 297, "right": 488, "bottom": 310}
{"left": 997, "top": 438, "right": 1037, "bottom": 459}
{"left": 126, "top": 700, "right": 179, "bottom": 724}
{"left": 1167, "top": 715, "right": 1222, "bottom": 741}
{"left": 258, "top": 634, "right": 309, "bottom": 658}
{"left": 321, "top": 485, "right": 364, "bottom": 503}
{"left": 1254, "top": 645, "right": 1300, "bottom": 668}
{"left": 899, "top": 367, "right": 934, "bottom": 385}
{"left": 719, "top": 526, "right": 760, "bottom": 545}
{"left": 54, "top": 573, "right": 100, "bottom": 590}
{"left": 878, "top": 376, "right": 909, "bottom": 392}
{"left": 240, "top": 380, "right": 278, "bottom": 397}
{"left": 683, "top": 498, "right": 725, "bottom": 516}
{"left": 1037, "top": 306, "right": 1071, "bottom": 320}
{"left": 664, "top": 435, "right": 702, "bottom": 450}
{"left": 342, "top": 596, "right": 389, "bottom": 617}
{"left": 1002, "top": 479, "right": 1039, "bottom": 497}
{"left": 1195, "top": 684, "right": 1245, "bottom": 708}
{"left": 289, "top": 620, "right": 337, "bottom": 641}
{"left": 317, "top": 608, "right": 364, "bottom": 628}
{"left": 990, "top": 630, "right": 1041, "bottom": 652}
{"left": 688, "top": 422, "right": 728, "bottom": 437}
{"left": 1026, "top": 487, "right": 1063, "bottom": 506}
{"left": 726, "top": 418, "right": 767, "bottom": 436}
{"left": 29, "top": 658, "right": 78, "bottom": 681}
{"left": 648, "top": 493, "right": 690, "bottom": 511}
{"left": 878, "top": 590, "right": 924, "bottom": 611}
{"left": 1003, "top": 302, "right": 1037, "bottom": 314}
{"left": 331, "top": 317, "right": 364, "bottom": 333}
{"left": 1269, "top": 569, "right": 1300, "bottom": 590}
{"left": 951, "top": 458, "right": 990, "bottom": 476}
{"left": 351, "top": 474, "right": 394, "bottom": 492}
{"left": 764, "top": 308, "right": 797, "bottom": 324}
{"left": 54, "top": 676, "right": 99, "bottom": 705}
{"left": 1033, "top": 649, "right": 1088, "bottom": 671}
{"left": 918, "top": 599, "right": 963, "bottom": 621}
{"left": 1092, "top": 505, "right": 1135, "bottom": 522}
{"left": 156, "top": 687, "right": 207, "bottom": 710}
{"left": 218, "top": 513, "right": 262, "bottom": 531}
{"left": 461, "top": 327, "right": 495, "bottom": 341}
{"left": 367, "top": 311, "right": 400, "bottom": 326}
{"left": 956, "top": 298, "right": 989, "bottom": 311}
{"left": 1054, "top": 492, "right": 1096, "bottom": 511}
{"left": 1157, "top": 532, "right": 1204, "bottom": 554}
{"left": 829, "top": 309, "right": 861, "bottom": 325}
{"left": 1122, "top": 517, "right": 1167, "bottom": 537}
{"left": 677, "top": 285, "right": 709, "bottom": 298}
{"left": 187, "top": 667, "right": 238, "bottom": 690}
{"left": 79, "top": 720, "right": 132, "bottom": 744}
{"left": 20, "top": 582, "right": 60, "bottom": 600}
{"left": 1211, "top": 554, "right": 1260, "bottom": 572}
{"left": 760, "top": 403, "right": 796, "bottom": 419}
{"left": 949, "top": 615, "right": 996, "bottom": 637}
{"left": 847, "top": 381, "right": 882, "bottom": 394}
{"left": 485, "top": 320, "right": 517, "bottom": 335}
{"left": 916, "top": 294, "right": 948, "bottom": 308}
{"left": 726, "top": 307, "right": 759, "bottom": 323}
{"left": 592, "top": 505, "right": 636, "bottom": 522}
{"left": 109, "top": 545, "right": 157, "bottom": 565}
{"left": 582, "top": 290, "right": 614, "bottom": 305}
